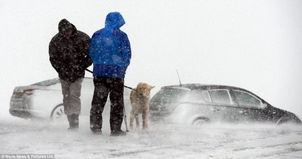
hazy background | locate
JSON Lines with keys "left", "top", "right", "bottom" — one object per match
{"left": 0, "top": 0, "right": 301, "bottom": 118}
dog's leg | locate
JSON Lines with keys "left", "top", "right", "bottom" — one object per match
{"left": 142, "top": 110, "right": 149, "bottom": 129}
{"left": 130, "top": 110, "right": 135, "bottom": 129}
{"left": 135, "top": 114, "right": 140, "bottom": 128}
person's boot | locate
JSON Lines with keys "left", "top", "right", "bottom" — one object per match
{"left": 110, "top": 115, "right": 125, "bottom": 136}
{"left": 90, "top": 114, "right": 102, "bottom": 134}
{"left": 90, "top": 123, "right": 102, "bottom": 134}
{"left": 90, "top": 127, "right": 102, "bottom": 135}
{"left": 111, "top": 129, "right": 126, "bottom": 136}
{"left": 67, "top": 114, "right": 79, "bottom": 130}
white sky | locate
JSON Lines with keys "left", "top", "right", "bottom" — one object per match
{"left": 0, "top": 0, "right": 301, "bottom": 118}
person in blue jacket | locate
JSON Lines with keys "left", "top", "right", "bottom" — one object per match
{"left": 89, "top": 12, "right": 131, "bottom": 136}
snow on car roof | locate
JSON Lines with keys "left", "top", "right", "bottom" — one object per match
{"left": 161, "top": 83, "right": 249, "bottom": 91}
{"left": 31, "top": 78, "right": 60, "bottom": 86}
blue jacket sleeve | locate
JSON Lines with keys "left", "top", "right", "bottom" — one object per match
{"left": 122, "top": 34, "right": 131, "bottom": 67}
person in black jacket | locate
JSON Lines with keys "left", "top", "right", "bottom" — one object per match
{"left": 49, "top": 19, "right": 92, "bottom": 129}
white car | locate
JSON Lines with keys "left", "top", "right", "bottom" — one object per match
{"left": 9, "top": 77, "right": 132, "bottom": 120}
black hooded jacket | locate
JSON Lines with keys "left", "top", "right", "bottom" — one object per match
{"left": 49, "top": 19, "right": 92, "bottom": 82}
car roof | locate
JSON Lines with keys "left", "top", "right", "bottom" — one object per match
{"left": 161, "top": 83, "right": 247, "bottom": 91}
{"left": 160, "top": 83, "right": 268, "bottom": 103}
{"left": 31, "top": 77, "right": 93, "bottom": 86}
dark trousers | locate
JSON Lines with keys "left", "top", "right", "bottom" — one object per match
{"left": 90, "top": 76, "right": 124, "bottom": 132}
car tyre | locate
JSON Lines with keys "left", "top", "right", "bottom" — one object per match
{"left": 50, "top": 103, "right": 65, "bottom": 120}
{"left": 192, "top": 117, "right": 210, "bottom": 125}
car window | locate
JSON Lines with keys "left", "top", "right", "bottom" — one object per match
{"left": 209, "top": 89, "right": 232, "bottom": 105}
{"left": 182, "top": 90, "right": 211, "bottom": 104}
{"left": 151, "top": 87, "right": 190, "bottom": 104}
{"left": 233, "top": 90, "right": 261, "bottom": 107}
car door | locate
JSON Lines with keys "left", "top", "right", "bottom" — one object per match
{"left": 207, "top": 89, "right": 236, "bottom": 121}
{"left": 179, "top": 89, "right": 213, "bottom": 121}
{"left": 230, "top": 89, "right": 266, "bottom": 122}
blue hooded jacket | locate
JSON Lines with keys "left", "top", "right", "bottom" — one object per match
{"left": 90, "top": 12, "right": 131, "bottom": 78}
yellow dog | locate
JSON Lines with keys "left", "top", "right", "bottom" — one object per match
{"left": 129, "top": 82, "right": 154, "bottom": 129}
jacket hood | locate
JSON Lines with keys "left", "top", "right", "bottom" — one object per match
{"left": 58, "top": 19, "right": 77, "bottom": 35}
{"left": 105, "top": 12, "right": 125, "bottom": 29}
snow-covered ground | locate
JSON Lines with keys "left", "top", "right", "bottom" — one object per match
{"left": 1, "top": 114, "right": 302, "bottom": 159}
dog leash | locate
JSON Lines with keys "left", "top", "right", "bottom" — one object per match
{"left": 85, "top": 69, "right": 136, "bottom": 91}
{"left": 124, "top": 85, "right": 136, "bottom": 91}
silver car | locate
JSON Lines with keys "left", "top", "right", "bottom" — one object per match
{"left": 10, "top": 77, "right": 131, "bottom": 120}
{"left": 150, "top": 84, "right": 302, "bottom": 125}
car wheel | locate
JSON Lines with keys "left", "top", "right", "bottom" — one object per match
{"left": 50, "top": 103, "right": 65, "bottom": 120}
{"left": 192, "top": 117, "right": 210, "bottom": 125}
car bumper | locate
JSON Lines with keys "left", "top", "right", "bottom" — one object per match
{"left": 10, "top": 98, "right": 32, "bottom": 118}
{"left": 288, "top": 113, "right": 302, "bottom": 124}
{"left": 9, "top": 108, "right": 32, "bottom": 118}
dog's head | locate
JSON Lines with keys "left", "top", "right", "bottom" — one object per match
{"left": 136, "top": 82, "right": 155, "bottom": 97}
